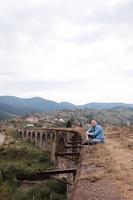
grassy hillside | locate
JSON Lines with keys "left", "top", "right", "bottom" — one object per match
{"left": 0, "top": 102, "right": 40, "bottom": 117}
{"left": 0, "top": 129, "right": 67, "bottom": 200}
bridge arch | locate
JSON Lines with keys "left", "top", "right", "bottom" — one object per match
{"left": 27, "top": 131, "right": 32, "bottom": 142}
{"left": 57, "top": 136, "right": 66, "bottom": 152}
{"left": 32, "top": 131, "right": 35, "bottom": 144}
{"left": 52, "top": 133, "right": 55, "bottom": 141}
{"left": 46, "top": 132, "right": 51, "bottom": 141}
{"left": 56, "top": 136, "right": 67, "bottom": 169}
{"left": 19, "top": 131, "right": 23, "bottom": 140}
{"left": 42, "top": 132, "right": 46, "bottom": 150}
{"left": 23, "top": 131, "right": 27, "bottom": 140}
{"left": 36, "top": 131, "right": 41, "bottom": 147}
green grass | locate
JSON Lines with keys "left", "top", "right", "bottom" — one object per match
{"left": 0, "top": 129, "right": 67, "bottom": 200}
{"left": 13, "top": 181, "right": 67, "bottom": 200}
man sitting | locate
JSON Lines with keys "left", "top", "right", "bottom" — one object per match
{"left": 83, "top": 120, "right": 105, "bottom": 145}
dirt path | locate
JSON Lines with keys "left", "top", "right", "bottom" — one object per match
{"left": 0, "top": 134, "right": 5, "bottom": 145}
{"left": 70, "top": 128, "right": 133, "bottom": 200}
{"left": 105, "top": 138, "right": 133, "bottom": 200}
{"left": 69, "top": 144, "right": 124, "bottom": 200}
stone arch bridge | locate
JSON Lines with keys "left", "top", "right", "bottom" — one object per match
{"left": 18, "top": 128, "right": 84, "bottom": 166}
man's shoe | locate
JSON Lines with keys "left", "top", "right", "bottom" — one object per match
{"left": 82, "top": 141, "right": 89, "bottom": 145}
{"left": 82, "top": 141, "right": 94, "bottom": 145}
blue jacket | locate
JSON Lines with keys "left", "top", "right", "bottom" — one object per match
{"left": 87, "top": 125, "right": 105, "bottom": 142}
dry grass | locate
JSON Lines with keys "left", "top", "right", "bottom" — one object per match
{"left": 70, "top": 126, "right": 133, "bottom": 200}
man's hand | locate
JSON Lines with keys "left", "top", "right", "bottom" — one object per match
{"left": 85, "top": 131, "right": 89, "bottom": 140}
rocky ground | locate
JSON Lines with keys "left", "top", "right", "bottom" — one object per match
{"left": 69, "top": 126, "right": 133, "bottom": 200}
{"left": 0, "top": 131, "right": 14, "bottom": 146}
{"left": 105, "top": 127, "right": 133, "bottom": 200}
{"left": 0, "top": 134, "right": 5, "bottom": 145}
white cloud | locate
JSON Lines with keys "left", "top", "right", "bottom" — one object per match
{"left": 0, "top": 0, "right": 133, "bottom": 104}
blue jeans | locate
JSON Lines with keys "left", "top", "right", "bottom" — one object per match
{"left": 88, "top": 139, "right": 104, "bottom": 145}
{"left": 91, "top": 139, "right": 103, "bottom": 144}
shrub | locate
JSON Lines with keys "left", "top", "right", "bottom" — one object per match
{"left": 0, "top": 183, "right": 12, "bottom": 200}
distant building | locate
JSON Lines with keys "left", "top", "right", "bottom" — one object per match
{"left": 58, "top": 118, "right": 65, "bottom": 123}
{"left": 26, "top": 124, "right": 35, "bottom": 127}
{"left": 26, "top": 116, "right": 39, "bottom": 123}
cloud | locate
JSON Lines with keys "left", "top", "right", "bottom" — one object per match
{"left": 0, "top": 77, "right": 86, "bottom": 97}
{"left": 0, "top": 0, "right": 133, "bottom": 104}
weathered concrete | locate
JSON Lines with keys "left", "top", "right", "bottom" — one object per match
{"left": 0, "top": 134, "right": 5, "bottom": 145}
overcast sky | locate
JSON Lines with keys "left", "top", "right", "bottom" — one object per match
{"left": 0, "top": 0, "right": 133, "bottom": 104}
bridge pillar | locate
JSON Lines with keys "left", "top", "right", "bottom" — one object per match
{"left": 50, "top": 130, "right": 57, "bottom": 163}
{"left": 35, "top": 132, "right": 42, "bottom": 147}
{"left": 23, "top": 131, "right": 27, "bottom": 141}
{"left": 42, "top": 131, "right": 46, "bottom": 151}
{"left": 31, "top": 131, "right": 35, "bottom": 144}
{"left": 27, "top": 131, "right": 32, "bottom": 142}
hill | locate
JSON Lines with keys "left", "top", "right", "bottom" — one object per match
{"left": 0, "top": 96, "right": 76, "bottom": 117}
{"left": 0, "top": 96, "right": 132, "bottom": 119}
{"left": 0, "top": 102, "right": 40, "bottom": 118}
{"left": 80, "top": 102, "right": 133, "bottom": 109}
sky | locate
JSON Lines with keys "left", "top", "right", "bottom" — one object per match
{"left": 0, "top": 0, "right": 133, "bottom": 105}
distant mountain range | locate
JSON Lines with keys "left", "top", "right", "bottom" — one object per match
{"left": 79, "top": 102, "right": 133, "bottom": 109}
{"left": 0, "top": 96, "right": 133, "bottom": 119}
